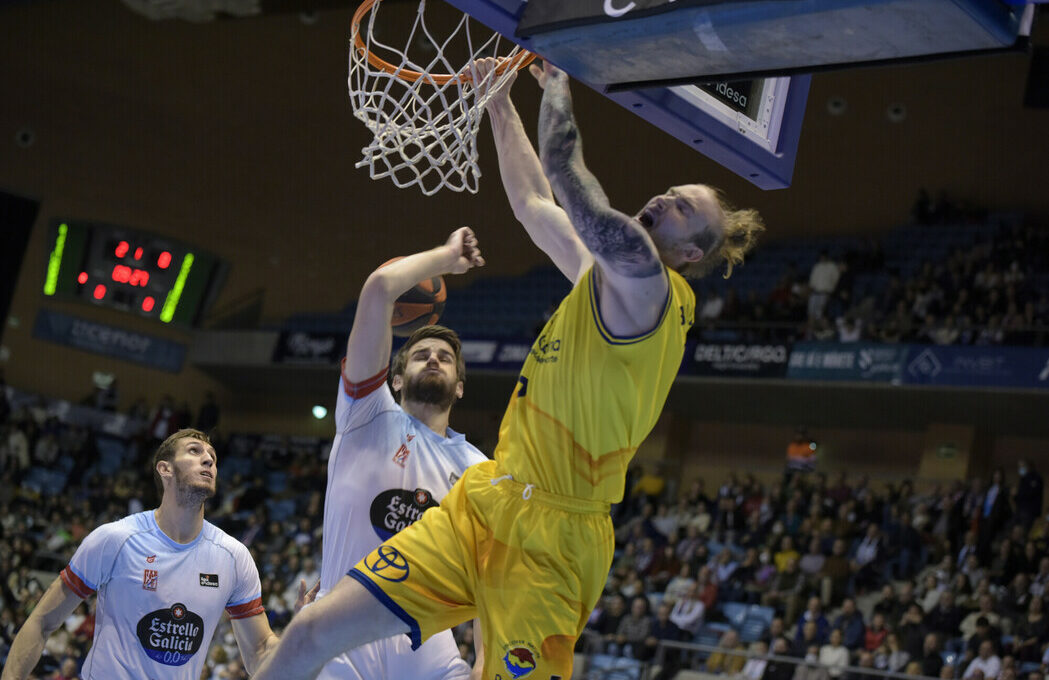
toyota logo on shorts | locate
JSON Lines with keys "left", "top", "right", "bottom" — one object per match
{"left": 365, "top": 545, "right": 410, "bottom": 582}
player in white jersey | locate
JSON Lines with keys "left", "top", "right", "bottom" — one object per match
{"left": 316, "top": 226, "right": 488, "bottom": 680}
{"left": 3, "top": 429, "right": 315, "bottom": 680}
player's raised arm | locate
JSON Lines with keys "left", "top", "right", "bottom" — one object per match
{"left": 344, "top": 227, "right": 484, "bottom": 383}
{"left": 2, "top": 577, "right": 86, "bottom": 680}
{"left": 477, "top": 58, "right": 591, "bottom": 283}
{"left": 534, "top": 62, "right": 670, "bottom": 332}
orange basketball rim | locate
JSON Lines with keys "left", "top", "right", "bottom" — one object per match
{"left": 351, "top": 0, "right": 537, "bottom": 86}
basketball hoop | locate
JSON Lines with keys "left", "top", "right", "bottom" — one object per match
{"left": 348, "top": 0, "right": 536, "bottom": 195}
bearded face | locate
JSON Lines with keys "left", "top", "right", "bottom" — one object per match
{"left": 401, "top": 366, "right": 458, "bottom": 410}
{"left": 394, "top": 338, "right": 462, "bottom": 411}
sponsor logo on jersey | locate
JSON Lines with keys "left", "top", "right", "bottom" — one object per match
{"left": 501, "top": 641, "right": 540, "bottom": 678}
{"left": 369, "top": 488, "right": 439, "bottom": 540}
{"left": 364, "top": 545, "right": 410, "bottom": 582}
{"left": 143, "top": 569, "right": 158, "bottom": 591}
{"left": 199, "top": 573, "right": 219, "bottom": 588}
{"left": 146, "top": 554, "right": 156, "bottom": 563}
{"left": 135, "top": 602, "right": 205, "bottom": 666}
{"left": 529, "top": 333, "right": 562, "bottom": 364}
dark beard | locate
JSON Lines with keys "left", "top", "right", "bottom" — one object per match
{"left": 403, "top": 372, "right": 456, "bottom": 411}
{"left": 173, "top": 466, "right": 216, "bottom": 507}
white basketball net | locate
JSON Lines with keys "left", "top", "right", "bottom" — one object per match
{"left": 348, "top": 0, "right": 530, "bottom": 195}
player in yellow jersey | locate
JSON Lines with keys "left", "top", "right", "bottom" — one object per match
{"left": 254, "top": 62, "right": 764, "bottom": 680}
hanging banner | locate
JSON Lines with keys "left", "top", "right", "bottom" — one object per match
{"left": 33, "top": 309, "right": 186, "bottom": 373}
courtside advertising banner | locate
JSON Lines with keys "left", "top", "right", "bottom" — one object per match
{"left": 272, "top": 331, "right": 344, "bottom": 364}
{"left": 33, "top": 309, "right": 186, "bottom": 373}
{"left": 786, "top": 342, "right": 907, "bottom": 383}
{"left": 685, "top": 341, "right": 790, "bottom": 378}
{"left": 902, "top": 345, "right": 1049, "bottom": 389}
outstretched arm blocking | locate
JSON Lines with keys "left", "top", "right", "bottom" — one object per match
{"left": 344, "top": 228, "right": 484, "bottom": 384}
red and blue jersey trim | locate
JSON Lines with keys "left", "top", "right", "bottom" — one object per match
{"left": 341, "top": 359, "right": 389, "bottom": 399}
{"left": 60, "top": 565, "right": 95, "bottom": 599}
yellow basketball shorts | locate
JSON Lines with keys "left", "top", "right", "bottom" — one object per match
{"left": 349, "top": 459, "right": 614, "bottom": 680}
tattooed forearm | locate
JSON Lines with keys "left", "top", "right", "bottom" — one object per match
{"left": 537, "top": 72, "right": 662, "bottom": 279}
{"left": 554, "top": 160, "right": 663, "bottom": 278}
{"left": 537, "top": 71, "right": 577, "bottom": 168}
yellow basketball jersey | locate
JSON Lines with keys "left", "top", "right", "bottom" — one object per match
{"left": 493, "top": 266, "right": 695, "bottom": 503}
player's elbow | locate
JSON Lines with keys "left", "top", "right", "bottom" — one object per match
{"left": 243, "top": 633, "right": 278, "bottom": 676}
{"left": 281, "top": 608, "right": 330, "bottom": 668}
{"left": 361, "top": 270, "right": 398, "bottom": 302}
{"left": 509, "top": 195, "right": 554, "bottom": 229}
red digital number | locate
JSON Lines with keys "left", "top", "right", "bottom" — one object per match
{"left": 112, "top": 265, "right": 150, "bottom": 287}
{"left": 129, "top": 269, "right": 149, "bottom": 287}
{"left": 112, "top": 264, "right": 131, "bottom": 283}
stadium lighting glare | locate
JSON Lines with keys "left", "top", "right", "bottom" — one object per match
{"left": 312, "top": 405, "right": 328, "bottom": 420}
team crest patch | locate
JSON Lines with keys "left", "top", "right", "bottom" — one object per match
{"left": 199, "top": 573, "right": 219, "bottom": 588}
{"left": 392, "top": 443, "right": 410, "bottom": 468}
{"left": 449, "top": 471, "right": 460, "bottom": 485}
{"left": 364, "top": 545, "right": 410, "bottom": 582}
{"left": 501, "top": 641, "right": 540, "bottom": 678}
{"left": 143, "top": 569, "right": 158, "bottom": 591}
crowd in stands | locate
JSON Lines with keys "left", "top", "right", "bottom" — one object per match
{"left": 581, "top": 457, "right": 1049, "bottom": 680}
{"left": 691, "top": 207, "right": 1049, "bottom": 348}
{"left": 3, "top": 371, "right": 1049, "bottom": 680}
{"left": 0, "top": 380, "right": 327, "bottom": 680}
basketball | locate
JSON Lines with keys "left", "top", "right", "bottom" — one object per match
{"left": 380, "top": 257, "right": 447, "bottom": 336}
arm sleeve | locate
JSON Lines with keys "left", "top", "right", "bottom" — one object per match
{"left": 60, "top": 522, "right": 127, "bottom": 599}
{"left": 226, "top": 542, "right": 264, "bottom": 620}
{"left": 335, "top": 360, "right": 398, "bottom": 432}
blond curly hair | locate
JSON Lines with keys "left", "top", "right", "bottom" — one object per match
{"left": 681, "top": 188, "right": 765, "bottom": 280}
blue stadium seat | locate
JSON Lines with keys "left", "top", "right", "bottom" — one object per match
{"left": 696, "top": 624, "right": 725, "bottom": 648}
{"left": 587, "top": 654, "right": 642, "bottom": 680}
{"left": 265, "top": 498, "right": 297, "bottom": 522}
{"left": 740, "top": 617, "right": 768, "bottom": 643}
{"left": 647, "top": 591, "right": 665, "bottom": 611}
{"left": 23, "top": 467, "right": 69, "bottom": 496}
{"left": 266, "top": 471, "right": 287, "bottom": 494}
{"left": 722, "top": 602, "right": 748, "bottom": 628}
{"left": 747, "top": 605, "right": 772, "bottom": 624}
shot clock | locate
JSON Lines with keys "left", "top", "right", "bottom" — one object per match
{"left": 43, "top": 220, "right": 227, "bottom": 327}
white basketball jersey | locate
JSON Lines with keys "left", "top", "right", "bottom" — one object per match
{"left": 317, "top": 370, "right": 487, "bottom": 680}
{"left": 60, "top": 511, "right": 262, "bottom": 680}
